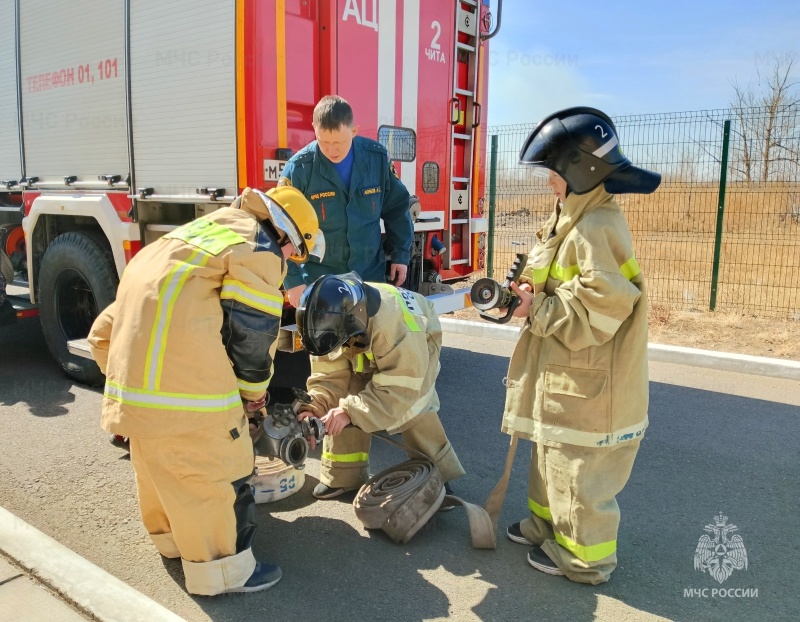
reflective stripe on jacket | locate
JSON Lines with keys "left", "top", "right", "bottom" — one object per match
{"left": 88, "top": 189, "right": 286, "bottom": 439}
{"left": 306, "top": 284, "right": 441, "bottom": 434}
{"left": 279, "top": 136, "right": 412, "bottom": 289}
{"left": 502, "top": 186, "right": 649, "bottom": 448}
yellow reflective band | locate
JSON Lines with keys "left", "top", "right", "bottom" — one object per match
{"left": 504, "top": 417, "right": 648, "bottom": 448}
{"left": 619, "top": 256, "right": 640, "bottom": 280}
{"left": 221, "top": 279, "right": 284, "bottom": 316}
{"left": 528, "top": 498, "right": 552, "bottom": 521}
{"left": 587, "top": 308, "right": 623, "bottom": 335}
{"left": 547, "top": 256, "right": 640, "bottom": 285}
{"left": 372, "top": 372, "right": 423, "bottom": 391}
{"left": 322, "top": 451, "right": 370, "bottom": 463}
{"left": 377, "top": 284, "right": 422, "bottom": 332}
{"left": 354, "top": 353, "right": 366, "bottom": 373}
{"left": 105, "top": 382, "right": 241, "bottom": 412}
{"left": 164, "top": 218, "right": 246, "bottom": 255}
{"left": 554, "top": 532, "right": 617, "bottom": 562}
{"left": 237, "top": 377, "right": 270, "bottom": 394}
{"left": 550, "top": 261, "right": 580, "bottom": 283}
{"left": 532, "top": 266, "right": 550, "bottom": 285}
{"left": 144, "top": 250, "right": 210, "bottom": 390}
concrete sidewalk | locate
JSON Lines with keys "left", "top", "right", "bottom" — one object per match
{"left": 0, "top": 506, "right": 184, "bottom": 622}
{"left": 1, "top": 554, "right": 89, "bottom": 621}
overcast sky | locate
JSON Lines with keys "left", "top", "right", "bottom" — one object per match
{"left": 486, "top": 0, "right": 800, "bottom": 126}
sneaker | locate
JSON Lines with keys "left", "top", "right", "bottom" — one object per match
{"left": 223, "top": 561, "right": 282, "bottom": 594}
{"left": 312, "top": 483, "right": 359, "bottom": 499}
{"left": 438, "top": 482, "right": 456, "bottom": 512}
{"left": 527, "top": 546, "right": 565, "bottom": 576}
{"left": 506, "top": 522, "right": 534, "bottom": 545}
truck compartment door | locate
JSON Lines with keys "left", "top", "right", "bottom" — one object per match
{"left": 19, "top": 0, "right": 128, "bottom": 187}
{"left": 130, "top": 0, "right": 236, "bottom": 199}
{"left": 0, "top": 0, "right": 22, "bottom": 186}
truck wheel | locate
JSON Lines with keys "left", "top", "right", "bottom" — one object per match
{"left": 38, "top": 231, "right": 119, "bottom": 386}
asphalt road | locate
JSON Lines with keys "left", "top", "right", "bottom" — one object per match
{"left": 1, "top": 317, "right": 798, "bottom": 622}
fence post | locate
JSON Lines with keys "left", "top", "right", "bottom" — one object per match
{"left": 709, "top": 119, "right": 731, "bottom": 311}
{"left": 487, "top": 134, "right": 498, "bottom": 279}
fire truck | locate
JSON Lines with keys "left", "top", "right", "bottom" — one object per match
{"left": 0, "top": 0, "right": 499, "bottom": 386}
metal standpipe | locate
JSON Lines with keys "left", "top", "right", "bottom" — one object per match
{"left": 710, "top": 119, "right": 731, "bottom": 311}
{"left": 487, "top": 134, "right": 498, "bottom": 279}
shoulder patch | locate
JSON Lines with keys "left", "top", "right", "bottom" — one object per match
{"left": 361, "top": 137, "right": 388, "bottom": 154}
{"left": 309, "top": 190, "right": 337, "bottom": 201}
{"left": 389, "top": 161, "right": 400, "bottom": 179}
{"left": 277, "top": 177, "right": 292, "bottom": 187}
{"left": 294, "top": 150, "right": 315, "bottom": 163}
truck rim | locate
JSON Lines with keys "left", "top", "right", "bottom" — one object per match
{"left": 54, "top": 268, "right": 97, "bottom": 340}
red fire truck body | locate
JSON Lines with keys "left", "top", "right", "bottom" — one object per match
{"left": 0, "top": 0, "right": 494, "bottom": 384}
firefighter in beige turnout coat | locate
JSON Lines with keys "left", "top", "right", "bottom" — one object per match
{"left": 88, "top": 187, "right": 324, "bottom": 595}
{"left": 502, "top": 107, "right": 661, "bottom": 584}
{"left": 294, "top": 272, "right": 464, "bottom": 498}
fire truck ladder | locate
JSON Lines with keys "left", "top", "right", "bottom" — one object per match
{"left": 445, "top": 0, "right": 482, "bottom": 270}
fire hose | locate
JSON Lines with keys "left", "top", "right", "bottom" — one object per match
{"left": 353, "top": 433, "right": 497, "bottom": 549}
{"left": 251, "top": 389, "right": 511, "bottom": 548}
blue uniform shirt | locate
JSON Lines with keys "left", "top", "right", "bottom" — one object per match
{"left": 332, "top": 144, "right": 354, "bottom": 189}
{"left": 279, "top": 136, "right": 413, "bottom": 289}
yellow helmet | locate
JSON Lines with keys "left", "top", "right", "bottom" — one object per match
{"left": 253, "top": 186, "right": 325, "bottom": 263}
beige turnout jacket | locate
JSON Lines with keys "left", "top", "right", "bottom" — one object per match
{"left": 88, "top": 189, "right": 287, "bottom": 439}
{"left": 307, "top": 284, "right": 441, "bottom": 434}
{"left": 502, "top": 185, "right": 649, "bottom": 448}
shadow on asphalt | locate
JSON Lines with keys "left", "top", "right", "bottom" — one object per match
{"left": 4, "top": 321, "right": 796, "bottom": 620}
{"left": 0, "top": 318, "right": 78, "bottom": 417}
{"left": 193, "top": 346, "right": 797, "bottom": 621}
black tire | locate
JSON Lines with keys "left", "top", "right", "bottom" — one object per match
{"left": 38, "top": 231, "right": 119, "bottom": 386}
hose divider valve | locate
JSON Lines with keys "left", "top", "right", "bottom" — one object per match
{"left": 470, "top": 252, "right": 528, "bottom": 324}
{"left": 251, "top": 388, "right": 326, "bottom": 469}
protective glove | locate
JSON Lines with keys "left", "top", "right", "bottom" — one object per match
{"left": 244, "top": 393, "right": 268, "bottom": 413}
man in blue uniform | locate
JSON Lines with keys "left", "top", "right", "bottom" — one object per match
{"left": 279, "top": 95, "right": 413, "bottom": 307}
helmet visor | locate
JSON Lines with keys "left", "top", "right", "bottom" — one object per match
{"left": 308, "top": 229, "right": 326, "bottom": 262}
{"left": 519, "top": 118, "right": 565, "bottom": 167}
{"left": 296, "top": 307, "right": 351, "bottom": 356}
{"left": 253, "top": 190, "right": 309, "bottom": 262}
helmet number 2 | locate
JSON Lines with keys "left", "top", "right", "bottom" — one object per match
{"left": 595, "top": 124, "right": 608, "bottom": 139}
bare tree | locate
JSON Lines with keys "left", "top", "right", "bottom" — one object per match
{"left": 730, "top": 55, "right": 799, "bottom": 182}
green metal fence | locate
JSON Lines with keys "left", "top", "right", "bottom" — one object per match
{"left": 485, "top": 105, "right": 800, "bottom": 320}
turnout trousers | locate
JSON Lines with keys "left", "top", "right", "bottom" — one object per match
{"left": 319, "top": 410, "right": 466, "bottom": 489}
{"left": 519, "top": 439, "right": 641, "bottom": 584}
{"left": 128, "top": 413, "right": 258, "bottom": 595}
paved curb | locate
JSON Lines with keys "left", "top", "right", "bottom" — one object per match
{"left": 0, "top": 506, "right": 184, "bottom": 622}
{"left": 440, "top": 318, "right": 800, "bottom": 381}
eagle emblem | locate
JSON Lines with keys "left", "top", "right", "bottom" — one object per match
{"left": 694, "top": 513, "right": 748, "bottom": 583}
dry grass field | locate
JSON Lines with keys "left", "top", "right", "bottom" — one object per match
{"left": 462, "top": 181, "right": 800, "bottom": 360}
{"left": 452, "top": 304, "right": 800, "bottom": 361}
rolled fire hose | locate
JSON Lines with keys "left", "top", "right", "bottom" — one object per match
{"left": 250, "top": 456, "right": 305, "bottom": 504}
{"left": 353, "top": 433, "right": 497, "bottom": 549}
